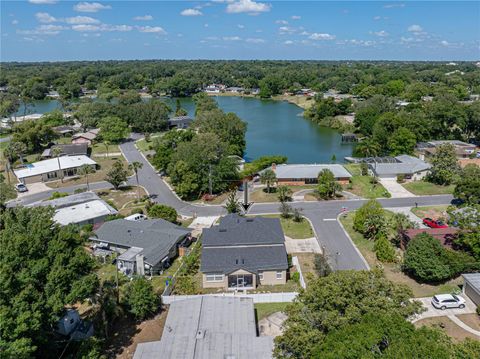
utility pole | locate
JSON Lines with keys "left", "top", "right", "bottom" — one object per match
{"left": 208, "top": 164, "right": 213, "bottom": 196}
{"left": 243, "top": 178, "right": 248, "bottom": 207}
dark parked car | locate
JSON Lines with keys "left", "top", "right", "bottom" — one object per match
{"left": 423, "top": 217, "right": 448, "bottom": 229}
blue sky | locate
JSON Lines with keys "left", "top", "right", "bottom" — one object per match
{"left": 1, "top": 1, "right": 479, "bottom": 61}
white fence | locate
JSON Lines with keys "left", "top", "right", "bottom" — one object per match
{"left": 291, "top": 256, "right": 307, "bottom": 289}
{"left": 161, "top": 291, "right": 298, "bottom": 305}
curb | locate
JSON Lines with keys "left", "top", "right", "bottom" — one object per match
{"left": 336, "top": 212, "right": 371, "bottom": 270}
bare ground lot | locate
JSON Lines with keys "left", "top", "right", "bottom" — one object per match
{"left": 414, "top": 315, "right": 480, "bottom": 343}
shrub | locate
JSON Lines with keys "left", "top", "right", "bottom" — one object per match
{"left": 353, "top": 200, "right": 387, "bottom": 240}
{"left": 360, "top": 163, "right": 368, "bottom": 176}
{"left": 124, "top": 277, "right": 158, "bottom": 320}
{"left": 291, "top": 272, "right": 300, "bottom": 283}
{"left": 280, "top": 202, "right": 293, "bottom": 219}
{"left": 403, "top": 233, "right": 478, "bottom": 282}
{"left": 130, "top": 208, "right": 144, "bottom": 215}
{"left": 49, "top": 191, "right": 68, "bottom": 200}
{"left": 374, "top": 236, "right": 396, "bottom": 263}
{"left": 147, "top": 204, "right": 178, "bottom": 223}
{"left": 74, "top": 187, "right": 87, "bottom": 194}
{"left": 174, "top": 276, "right": 197, "bottom": 295}
{"left": 293, "top": 208, "right": 303, "bottom": 222}
{"left": 397, "top": 174, "right": 405, "bottom": 183}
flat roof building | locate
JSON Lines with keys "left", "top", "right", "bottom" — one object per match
{"left": 267, "top": 163, "right": 352, "bottom": 185}
{"left": 14, "top": 155, "right": 97, "bottom": 184}
{"left": 133, "top": 296, "right": 273, "bottom": 359}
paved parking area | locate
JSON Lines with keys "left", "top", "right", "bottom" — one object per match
{"left": 16, "top": 182, "right": 51, "bottom": 198}
{"left": 285, "top": 237, "right": 321, "bottom": 254}
{"left": 412, "top": 296, "right": 477, "bottom": 322}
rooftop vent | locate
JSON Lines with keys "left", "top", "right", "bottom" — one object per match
{"left": 246, "top": 218, "right": 254, "bottom": 222}
{"left": 196, "top": 329, "right": 205, "bottom": 339}
{"left": 219, "top": 229, "right": 227, "bottom": 232}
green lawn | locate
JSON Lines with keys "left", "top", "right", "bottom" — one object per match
{"left": 262, "top": 214, "right": 314, "bottom": 239}
{"left": 403, "top": 181, "right": 455, "bottom": 196}
{"left": 136, "top": 138, "right": 154, "bottom": 153}
{"left": 339, "top": 212, "right": 462, "bottom": 297}
{"left": 343, "top": 164, "right": 390, "bottom": 199}
{"left": 250, "top": 185, "right": 316, "bottom": 203}
{"left": 91, "top": 142, "right": 121, "bottom": 155}
{"left": 254, "top": 302, "right": 291, "bottom": 321}
{"left": 411, "top": 205, "right": 450, "bottom": 221}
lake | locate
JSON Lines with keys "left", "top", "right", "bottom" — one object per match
{"left": 16, "top": 96, "right": 354, "bottom": 163}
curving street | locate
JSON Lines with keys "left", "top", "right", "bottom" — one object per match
{"left": 10, "top": 135, "right": 455, "bottom": 271}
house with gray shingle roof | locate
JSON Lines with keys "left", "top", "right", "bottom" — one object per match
{"left": 267, "top": 163, "right": 352, "bottom": 185}
{"left": 201, "top": 214, "right": 288, "bottom": 290}
{"left": 367, "top": 155, "right": 431, "bottom": 180}
{"left": 91, "top": 219, "right": 191, "bottom": 276}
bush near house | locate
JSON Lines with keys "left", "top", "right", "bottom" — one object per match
{"left": 146, "top": 203, "right": 178, "bottom": 223}
{"left": 124, "top": 276, "right": 158, "bottom": 320}
{"left": 403, "top": 233, "right": 478, "bottom": 283}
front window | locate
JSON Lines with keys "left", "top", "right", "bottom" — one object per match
{"left": 47, "top": 171, "right": 57, "bottom": 179}
{"left": 276, "top": 271, "right": 283, "bottom": 280}
{"left": 258, "top": 272, "right": 264, "bottom": 281}
{"left": 206, "top": 274, "right": 223, "bottom": 282}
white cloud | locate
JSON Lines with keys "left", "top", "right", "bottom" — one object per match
{"left": 28, "top": 0, "right": 57, "bottom": 4}
{"left": 181, "top": 8, "right": 203, "bottom": 16}
{"left": 373, "top": 16, "right": 381, "bottom": 20}
{"left": 237, "top": 24, "right": 245, "bottom": 29}
{"left": 223, "top": 36, "right": 242, "bottom": 41}
{"left": 284, "top": 40, "right": 293, "bottom": 45}
{"left": 407, "top": 24, "right": 423, "bottom": 32}
{"left": 74, "top": 2, "right": 111, "bottom": 13}
{"left": 226, "top": 0, "right": 271, "bottom": 14}
{"left": 291, "top": 15, "right": 301, "bottom": 20}
{"left": 275, "top": 19, "right": 288, "bottom": 25}
{"left": 65, "top": 16, "right": 100, "bottom": 24}
{"left": 137, "top": 26, "right": 166, "bottom": 34}
{"left": 384, "top": 3, "right": 405, "bottom": 8}
{"left": 371, "top": 30, "right": 389, "bottom": 37}
{"left": 279, "top": 26, "right": 296, "bottom": 35}
{"left": 12, "top": 20, "right": 19, "bottom": 25}
{"left": 108, "top": 25, "right": 132, "bottom": 32}
{"left": 300, "top": 31, "right": 309, "bottom": 36}
{"left": 246, "top": 37, "right": 265, "bottom": 43}
{"left": 440, "top": 40, "right": 449, "bottom": 46}
{"left": 133, "top": 15, "right": 153, "bottom": 21}
{"left": 35, "top": 12, "right": 57, "bottom": 23}
{"left": 309, "top": 33, "right": 336, "bottom": 40}
{"left": 71, "top": 24, "right": 100, "bottom": 32}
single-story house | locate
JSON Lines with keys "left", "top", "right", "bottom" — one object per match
{"left": 400, "top": 228, "right": 460, "bottom": 250}
{"left": 72, "top": 128, "right": 100, "bottom": 145}
{"left": 41, "top": 143, "right": 89, "bottom": 159}
{"left": 27, "top": 192, "right": 117, "bottom": 226}
{"left": 416, "top": 140, "right": 478, "bottom": 160}
{"left": 201, "top": 214, "right": 288, "bottom": 290}
{"left": 0, "top": 113, "right": 43, "bottom": 129}
{"left": 53, "top": 125, "right": 76, "bottom": 136}
{"left": 14, "top": 155, "right": 97, "bottom": 184}
{"left": 91, "top": 218, "right": 191, "bottom": 276}
{"left": 133, "top": 296, "right": 273, "bottom": 359}
{"left": 267, "top": 163, "right": 352, "bottom": 185}
{"left": 367, "top": 155, "right": 431, "bottom": 180}
{"left": 168, "top": 116, "right": 194, "bottom": 129}
{"left": 462, "top": 273, "right": 480, "bottom": 307}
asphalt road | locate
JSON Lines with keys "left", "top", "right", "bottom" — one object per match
{"left": 10, "top": 134, "right": 454, "bottom": 271}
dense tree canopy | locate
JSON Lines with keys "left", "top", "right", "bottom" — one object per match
{"left": 0, "top": 207, "right": 98, "bottom": 357}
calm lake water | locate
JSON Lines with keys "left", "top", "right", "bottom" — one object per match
{"left": 16, "top": 96, "right": 354, "bottom": 164}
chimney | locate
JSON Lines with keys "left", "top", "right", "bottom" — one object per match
{"left": 271, "top": 163, "right": 276, "bottom": 171}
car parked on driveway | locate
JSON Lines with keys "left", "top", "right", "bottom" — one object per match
{"left": 431, "top": 294, "right": 466, "bottom": 310}
{"left": 423, "top": 217, "right": 448, "bottom": 228}
{"left": 15, "top": 183, "right": 28, "bottom": 193}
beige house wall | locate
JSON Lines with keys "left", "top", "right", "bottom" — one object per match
{"left": 259, "top": 270, "right": 287, "bottom": 285}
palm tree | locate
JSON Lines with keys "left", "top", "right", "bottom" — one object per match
{"left": 260, "top": 169, "right": 277, "bottom": 193}
{"left": 50, "top": 146, "right": 64, "bottom": 182}
{"left": 78, "top": 164, "right": 95, "bottom": 190}
{"left": 104, "top": 140, "right": 111, "bottom": 158}
{"left": 128, "top": 161, "right": 143, "bottom": 199}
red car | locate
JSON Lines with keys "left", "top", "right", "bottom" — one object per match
{"left": 423, "top": 217, "right": 448, "bottom": 228}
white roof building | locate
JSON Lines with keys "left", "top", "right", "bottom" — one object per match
{"left": 271, "top": 163, "right": 352, "bottom": 181}
{"left": 14, "top": 155, "right": 96, "bottom": 180}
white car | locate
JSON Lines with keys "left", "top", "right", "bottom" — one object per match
{"left": 431, "top": 294, "right": 466, "bottom": 310}
{"left": 15, "top": 183, "right": 28, "bottom": 193}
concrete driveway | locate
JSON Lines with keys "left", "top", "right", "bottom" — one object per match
{"left": 412, "top": 296, "right": 477, "bottom": 322}
{"left": 385, "top": 207, "right": 427, "bottom": 228}
{"left": 284, "top": 237, "right": 321, "bottom": 254}
{"left": 379, "top": 178, "right": 416, "bottom": 198}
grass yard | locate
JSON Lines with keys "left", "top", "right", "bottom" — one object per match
{"left": 411, "top": 205, "right": 450, "bottom": 220}
{"left": 343, "top": 164, "right": 390, "bottom": 199}
{"left": 414, "top": 316, "right": 480, "bottom": 343}
{"left": 91, "top": 142, "right": 121, "bottom": 155}
{"left": 262, "top": 214, "right": 314, "bottom": 239}
{"left": 96, "top": 186, "right": 148, "bottom": 216}
{"left": 254, "top": 302, "right": 291, "bottom": 321}
{"left": 46, "top": 155, "right": 131, "bottom": 189}
{"left": 403, "top": 181, "right": 455, "bottom": 196}
{"left": 272, "top": 94, "right": 315, "bottom": 109}
{"left": 340, "top": 212, "right": 462, "bottom": 297}
{"left": 250, "top": 185, "right": 317, "bottom": 203}
{"left": 293, "top": 252, "right": 319, "bottom": 282}
{"left": 179, "top": 217, "right": 194, "bottom": 228}
{"left": 193, "top": 191, "right": 230, "bottom": 205}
